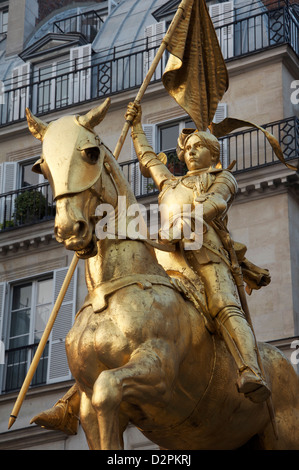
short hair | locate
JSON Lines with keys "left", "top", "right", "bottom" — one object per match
{"left": 176, "top": 129, "right": 220, "bottom": 165}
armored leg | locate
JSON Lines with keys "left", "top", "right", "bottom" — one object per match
{"left": 215, "top": 306, "right": 271, "bottom": 403}
{"left": 30, "top": 384, "right": 80, "bottom": 435}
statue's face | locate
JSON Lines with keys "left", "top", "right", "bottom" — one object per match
{"left": 184, "top": 135, "right": 212, "bottom": 171}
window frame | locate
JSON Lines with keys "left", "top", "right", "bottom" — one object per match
{"left": 0, "top": 7, "right": 8, "bottom": 34}
{"left": 0, "top": 266, "right": 78, "bottom": 394}
{"left": 4, "top": 274, "right": 54, "bottom": 392}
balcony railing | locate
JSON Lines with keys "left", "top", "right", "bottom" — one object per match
{"left": 0, "top": 117, "right": 297, "bottom": 232}
{"left": 3, "top": 342, "right": 48, "bottom": 393}
{"left": 215, "top": 2, "right": 298, "bottom": 60}
{"left": 0, "top": 4, "right": 297, "bottom": 127}
{"left": 53, "top": 10, "right": 103, "bottom": 43}
{"left": 0, "top": 182, "right": 55, "bottom": 232}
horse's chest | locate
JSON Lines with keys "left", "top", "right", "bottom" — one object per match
{"left": 66, "top": 306, "right": 131, "bottom": 378}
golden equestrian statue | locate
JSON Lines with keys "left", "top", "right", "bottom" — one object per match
{"left": 8, "top": 0, "right": 299, "bottom": 450}
{"left": 20, "top": 97, "right": 298, "bottom": 450}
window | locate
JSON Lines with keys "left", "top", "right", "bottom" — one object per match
{"left": 0, "top": 267, "right": 77, "bottom": 394}
{"left": 32, "top": 58, "right": 69, "bottom": 114}
{"left": 158, "top": 118, "right": 196, "bottom": 177}
{"left": 0, "top": 8, "right": 8, "bottom": 34}
{"left": 5, "top": 278, "right": 53, "bottom": 391}
{"left": 20, "top": 160, "right": 41, "bottom": 188}
{"left": 158, "top": 118, "right": 196, "bottom": 152}
{"left": 30, "top": 44, "right": 92, "bottom": 115}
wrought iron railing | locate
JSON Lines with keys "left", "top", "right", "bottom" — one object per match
{"left": 223, "top": 115, "right": 298, "bottom": 173}
{"left": 0, "top": 3, "right": 297, "bottom": 126}
{"left": 3, "top": 342, "right": 48, "bottom": 393}
{"left": 0, "top": 182, "right": 55, "bottom": 232}
{"left": 215, "top": 3, "right": 299, "bottom": 60}
{"left": 53, "top": 9, "right": 103, "bottom": 43}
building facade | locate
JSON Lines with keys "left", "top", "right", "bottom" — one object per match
{"left": 0, "top": 0, "right": 298, "bottom": 450}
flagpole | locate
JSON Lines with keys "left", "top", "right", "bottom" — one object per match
{"left": 8, "top": 0, "right": 191, "bottom": 430}
{"left": 113, "top": 0, "right": 191, "bottom": 160}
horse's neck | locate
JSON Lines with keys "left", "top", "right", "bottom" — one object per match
{"left": 85, "top": 152, "right": 165, "bottom": 291}
{"left": 86, "top": 238, "right": 165, "bottom": 290}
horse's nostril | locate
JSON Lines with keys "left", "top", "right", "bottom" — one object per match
{"left": 74, "top": 221, "right": 87, "bottom": 237}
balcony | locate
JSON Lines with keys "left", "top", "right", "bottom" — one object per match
{"left": 0, "top": 183, "right": 55, "bottom": 233}
{"left": 53, "top": 10, "right": 103, "bottom": 43}
{"left": 214, "top": 1, "right": 298, "bottom": 60}
{"left": 0, "top": 2, "right": 297, "bottom": 127}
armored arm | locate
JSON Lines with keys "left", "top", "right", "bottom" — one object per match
{"left": 126, "top": 103, "right": 173, "bottom": 190}
{"left": 196, "top": 171, "right": 238, "bottom": 223}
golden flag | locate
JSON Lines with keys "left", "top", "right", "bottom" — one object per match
{"left": 162, "top": 0, "right": 228, "bottom": 131}
{"left": 162, "top": 0, "right": 297, "bottom": 171}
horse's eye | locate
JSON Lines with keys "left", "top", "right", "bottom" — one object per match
{"left": 82, "top": 147, "right": 100, "bottom": 164}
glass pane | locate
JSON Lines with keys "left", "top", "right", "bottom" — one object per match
{"left": 2, "top": 11, "right": 8, "bottom": 33}
{"left": 5, "top": 348, "right": 28, "bottom": 391}
{"left": 160, "top": 123, "right": 180, "bottom": 151}
{"left": 37, "top": 278, "right": 53, "bottom": 305}
{"left": 9, "top": 310, "right": 30, "bottom": 344}
{"left": 185, "top": 119, "right": 196, "bottom": 129}
{"left": 39, "top": 64, "right": 52, "bottom": 81}
{"left": 21, "top": 163, "right": 40, "bottom": 187}
{"left": 32, "top": 343, "right": 49, "bottom": 386}
{"left": 35, "top": 304, "right": 52, "bottom": 342}
{"left": 12, "top": 283, "right": 31, "bottom": 310}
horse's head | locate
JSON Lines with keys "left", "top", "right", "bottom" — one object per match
{"left": 26, "top": 98, "right": 111, "bottom": 258}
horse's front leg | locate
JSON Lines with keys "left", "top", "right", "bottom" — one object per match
{"left": 92, "top": 347, "right": 169, "bottom": 450}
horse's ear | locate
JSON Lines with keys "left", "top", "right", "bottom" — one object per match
{"left": 26, "top": 108, "right": 48, "bottom": 141}
{"left": 78, "top": 98, "right": 111, "bottom": 130}
{"left": 32, "top": 158, "right": 44, "bottom": 175}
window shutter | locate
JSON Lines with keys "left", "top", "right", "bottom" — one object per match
{"left": 0, "top": 282, "right": 6, "bottom": 344}
{"left": 47, "top": 266, "right": 77, "bottom": 384}
{"left": 213, "top": 103, "right": 229, "bottom": 168}
{"left": 0, "top": 282, "right": 6, "bottom": 393}
{"left": 1, "top": 162, "right": 17, "bottom": 226}
{"left": 144, "top": 22, "right": 166, "bottom": 80}
{"left": 70, "top": 45, "right": 91, "bottom": 104}
{"left": 131, "top": 125, "right": 155, "bottom": 197}
{"left": 11, "top": 63, "right": 31, "bottom": 120}
{"left": 0, "top": 163, "right": 3, "bottom": 193}
{"left": 209, "top": 1, "right": 234, "bottom": 59}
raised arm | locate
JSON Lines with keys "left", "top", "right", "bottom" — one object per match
{"left": 126, "top": 103, "right": 173, "bottom": 191}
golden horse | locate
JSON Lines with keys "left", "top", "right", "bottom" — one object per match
{"left": 26, "top": 99, "right": 299, "bottom": 450}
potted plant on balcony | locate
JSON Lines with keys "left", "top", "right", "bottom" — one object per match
{"left": 14, "top": 190, "right": 48, "bottom": 225}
